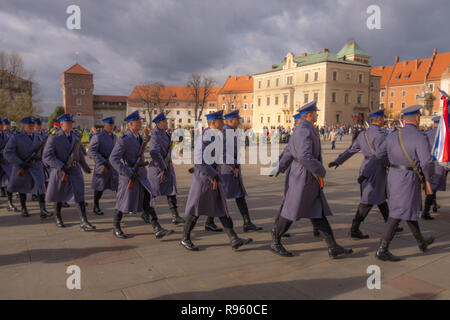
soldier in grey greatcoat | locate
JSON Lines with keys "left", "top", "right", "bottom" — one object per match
{"left": 31, "top": 117, "right": 49, "bottom": 202}
{"left": 421, "top": 116, "right": 448, "bottom": 220}
{"left": 329, "top": 108, "right": 403, "bottom": 239}
{"left": 43, "top": 114, "right": 95, "bottom": 231}
{"left": 180, "top": 110, "right": 252, "bottom": 251}
{"left": 87, "top": 117, "right": 119, "bottom": 215}
{"left": 146, "top": 112, "right": 184, "bottom": 225}
{"left": 0, "top": 118, "right": 19, "bottom": 211}
{"left": 108, "top": 111, "right": 173, "bottom": 239}
{"left": 3, "top": 117, "right": 53, "bottom": 219}
{"left": 270, "top": 101, "right": 353, "bottom": 258}
{"left": 360, "top": 105, "right": 435, "bottom": 261}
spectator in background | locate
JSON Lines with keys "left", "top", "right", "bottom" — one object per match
{"left": 329, "top": 128, "right": 338, "bottom": 150}
{"left": 88, "top": 127, "right": 97, "bottom": 143}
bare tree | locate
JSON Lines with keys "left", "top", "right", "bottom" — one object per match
{"left": 223, "top": 94, "right": 242, "bottom": 113}
{"left": 186, "top": 73, "right": 215, "bottom": 121}
{"left": 129, "top": 81, "right": 174, "bottom": 127}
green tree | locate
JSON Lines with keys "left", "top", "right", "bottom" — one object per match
{"left": 47, "top": 106, "right": 64, "bottom": 129}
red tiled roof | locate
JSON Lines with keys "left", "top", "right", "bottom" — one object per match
{"left": 93, "top": 95, "right": 127, "bottom": 103}
{"left": 64, "top": 63, "right": 93, "bottom": 75}
{"left": 128, "top": 85, "right": 221, "bottom": 103}
{"left": 219, "top": 75, "right": 253, "bottom": 94}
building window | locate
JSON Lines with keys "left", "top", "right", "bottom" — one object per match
{"left": 401, "top": 102, "right": 406, "bottom": 108}
{"left": 380, "top": 103, "right": 384, "bottom": 109}
{"left": 243, "top": 95, "right": 246, "bottom": 99}
{"left": 231, "top": 104, "right": 235, "bottom": 110}
{"left": 304, "top": 94, "right": 309, "bottom": 103}
{"left": 76, "top": 98, "right": 82, "bottom": 106}
{"left": 178, "top": 119, "right": 182, "bottom": 123}
{"left": 346, "top": 73, "right": 350, "bottom": 80}
{"left": 251, "top": 103, "right": 254, "bottom": 110}
{"left": 344, "top": 93, "right": 349, "bottom": 104}
{"left": 314, "top": 92, "right": 318, "bottom": 101}
{"left": 390, "top": 103, "right": 394, "bottom": 109}
{"left": 278, "top": 115, "right": 281, "bottom": 123}
{"left": 314, "top": 72, "right": 318, "bottom": 81}
{"left": 261, "top": 116, "right": 263, "bottom": 124}
{"left": 188, "top": 110, "right": 191, "bottom": 115}
{"left": 381, "top": 91, "right": 385, "bottom": 97}
{"left": 267, "top": 117, "right": 270, "bottom": 123}
{"left": 222, "top": 104, "right": 226, "bottom": 110}
{"left": 188, "top": 119, "right": 191, "bottom": 123}
{"left": 331, "top": 92, "right": 336, "bottom": 103}
{"left": 267, "top": 80, "right": 270, "bottom": 88}
{"left": 357, "top": 94, "right": 362, "bottom": 104}
{"left": 266, "top": 97, "right": 270, "bottom": 106}
{"left": 429, "top": 84, "right": 434, "bottom": 91}
{"left": 244, "top": 103, "right": 248, "bottom": 110}
{"left": 275, "top": 96, "right": 279, "bottom": 105}
{"left": 76, "top": 112, "right": 82, "bottom": 116}
{"left": 304, "top": 73, "right": 309, "bottom": 83}
{"left": 80, "top": 89, "right": 85, "bottom": 95}
{"left": 359, "top": 74, "right": 364, "bottom": 83}
{"left": 284, "top": 95, "right": 288, "bottom": 104}
{"left": 333, "top": 71, "right": 337, "bottom": 81}
{"left": 176, "top": 110, "right": 180, "bottom": 115}
{"left": 402, "top": 91, "right": 406, "bottom": 97}
{"left": 370, "top": 82, "right": 374, "bottom": 88}
{"left": 390, "top": 91, "right": 394, "bottom": 97}
{"left": 336, "top": 114, "right": 340, "bottom": 123}
{"left": 276, "top": 78, "right": 279, "bottom": 87}
{"left": 257, "top": 98, "right": 261, "bottom": 107}
{"left": 187, "top": 103, "right": 191, "bottom": 106}
{"left": 72, "top": 89, "right": 78, "bottom": 95}
{"left": 258, "top": 81, "right": 261, "bottom": 89}
{"left": 247, "top": 117, "right": 250, "bottom": 123}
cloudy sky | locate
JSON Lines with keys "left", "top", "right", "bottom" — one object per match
{"left": 1, "top": 0, "right": 449, "bottom": 115}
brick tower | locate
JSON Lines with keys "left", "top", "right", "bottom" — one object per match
{"left": 61, "top": 63, "right": 94, "bottom": 129}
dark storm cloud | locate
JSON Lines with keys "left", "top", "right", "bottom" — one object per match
{"left": 0, "top": 0, "right": 449, "bottom": 114}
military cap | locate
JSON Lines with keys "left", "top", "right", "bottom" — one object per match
{"left": 0, "top": 118, "right": 3, "bottom": 125}
{"left": 224, "top": 110, "right": 240, "bottom": 120}
{"left": 206, "top": 110, "right": 224, "bottom": 121}
{"left": 3, "top": 118, "right": 11, "bottom": 124}
{"left": 33, "top": 117, "right": 42, "bottom": 125}
{"left": 297, "top": 100, "right": 319, "bottom": 115}
{"left": 21, "top": 116, "right": 35, "bottom": 124}
{"left": 124, "top": 110, "right": 141, "bottom": 123}
{"left": 368, "top": 108, "right": 385, "bottom": 118}
{"left": 293, "top": 112, "right": 301, "bottom": 120}
{"left": 401, "top": 105, "right": 423, "bottom": 116}
{"left": 432, "top": 116, "right": 440, "bottom": 124}
{"left": 102, "top": 117, "right": 115, "bottom": 124}
{"left": 57, "top": 113, "right": 74, "bottom": 122}
{"left": 152, "top": 112, "right": 166, "bottom": 123}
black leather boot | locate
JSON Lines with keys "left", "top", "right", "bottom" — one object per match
{"left": 270, "top": 217, "right": 293, "bottom": 257}
{"left": 413, "top": 234, "right": 434, "bottom": 252}
{"left": 376, "top": 239, "right": 401, "bottom": 261}
{"left": 237, "top": 197, "right": 263, "bottom": 232}
{"left": 55, "top": 202, "right": 65, "bottom": 228}
{"left": 7, "top": 192, "right": 18, "bottom": 212}
{"left": 31, "top": 194, "right": 39, "bottom": 202}
{"left": 180, "top": 215, "right": 199, "bottom": 251}
{"left": 205, "top": 216, "right": 223, "bottom": 232}
{"left": 349, "top": 204, "right": 370, "bottom": 239}
{"left": 62, "top": 202, "right": 70, "bottom": 208}
{"left": 168, "top": 196, "right": 184, "bottom": 225}
{"left": 223, "top": 227, "right": 252, "bottom": 251}
{"left": 421, "top": 194, "right": 435, "bottom": 220}
{"left": 0, "top": 187, "right": 6, "bottom": 197}
{"left": 113, "top": 211, "right": 127, "bottom": 239}
{"left": 78, "top": 201, "right": 96, "bottom": 231}
{"left": 141, "top": 211, "right": 151, "bottom": 224}
{"left": 151, "top": 219, "right": 174, "bottom": 239}
{"left": 324, "top": 234, "right": 353, "bottom": 259}
{"left": 38, "top": 195, "right": 53, "bottom": 219}
{"left": 93, "top": 190, "right": 104, "bottom": 215}
{"left": 19, "top": 193, "right": 29, "bottom": 217}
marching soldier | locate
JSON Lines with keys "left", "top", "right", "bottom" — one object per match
{"left": 109, "top": 111, "right": 173, "bottom": 239}
{"left": 0, "top": 117, "right": 19, "bottom": 211}
{"left": 147, "top": 112, "right": 184, "bottom": 225}
{"left": 421, "top": 116, "right": 448, "bottom": 220}
{"left": 3, "top": 117, "right": 53, "bottom": 218}
{"left": 270, "top": 101, "right": 353, "bottom": 258}
{"left": 180, "top": 110, "right": 253, "bottom": 251}
{"left": 210, "top": 110, "right": 262, "bottom": 232}
{"left": 32, "top": 117, "right": 48, "bottom": 202}
{"left": 360, "top": 105, "right": 435, "bottom": 261}
{"left": 328, "top": 108, "right": 402, "bottom": 239}
{"left": 87, "top": 117, "right": 119, "bottom": 215}
{"left": 43, "top": 113, "right": 95, "bottom": 231}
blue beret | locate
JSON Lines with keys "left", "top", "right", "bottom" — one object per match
{"left": 401, "top": 105, "right": 423, "bottom": 116}
{"left": 21, "top": 117, "right": 34, "bottom": 124}
{"left": 57, "top": 113, "right": 74, "bottom": 122}
{"left": 369, "top": 108, "right": 385, "bottom": 118}
{"left": 297, "top": 100, "right": 319, "bottom": 115}
{"left": 124, "top": 111, "right": 141, "bottom": 123}
{"left": 153, "top": 112, "right": 166, "bottom": 123}
{"left": 102, "top": 117, "right": 115, "bottom": 124}
{"left": 206, "top": 110, "right": 224, "bottom": 121}
{"left": 224, "top": 110, "right": 240, "bottom": 120}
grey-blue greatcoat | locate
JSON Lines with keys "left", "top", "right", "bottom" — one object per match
{"left": 362, "top": 124, "right": 434, "bottom": 221}
{"left": 109, "top": 130, "right": 153, "bottom": 213}
{"left": 88, "top": 129, "right": 119, "bottom": 191}
{"left": 334, "top": 125, "right": 388, "bottom": 205}
{"left": 3, "top": 131, "right": 46, "bottom": 195}
{"left": 219, "top": 124, "right": 247, "bottom": 199}
{"left": 425, "top": 127, "right": 448, "bottom": 191}
{"left": 146, "top": 127, "right": 177, "bottom": 196}
{"left": 184, "top": 128, "right": 229, "bottom": 217}
{"left": 280, "top": 119, "right": 332, "bottom": 221}
{"left": 43, "top": 130, "right": 91, "bottom": 203}
{"left": 0, "top": 131, "right": 13, "bottom": 188}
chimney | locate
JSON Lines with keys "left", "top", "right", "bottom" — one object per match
{"left": 379, "top": 65, "right": 384, "bottom": 71}
{"left": 395, "top": 56, "right": 399, "bottom": 63}
{"left": 403, "top": 61, "right": 408, "bottom": 67}
{"left": 235, "top": 76, "right": 238, "bottom": 80}
{"left": 300, "top": 52, "right": 307, "bottom": 57}
{"left": 322, "top": 48, "right": 329, "bottom": 53}
{"left": 247, "top": 75, "right": 251, "bottom": 80}
{"left": 433, "top": 48, "right": 437, "bottom": 56}
{"left": 415, "top": 59, "right": 419, "bottom": 71}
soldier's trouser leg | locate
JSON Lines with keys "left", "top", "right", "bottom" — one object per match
{"left": 19, "top": 193, "right": 29, "bottom": 217}
{"left": 6, "top": 192, "right": 18, "bottom": 212}
{"left": 236, "top": 196, "right": 262, "bottom": 232}
{"left": 378, "top": 202, "right": 403, "bottom": 233}
{"left": 113, "top": 211, "right": 127, "bottom": 239}
{"left": 421, "top": 194, "right": 435, "bottom": 220}
{"left": 311, "top": 215, "right": 353, "bottom": 259}
{"left": 205, "top": 216, "right": 223, "bottom": 232}
{"left": 406, "top": 220, "right": 434, "bottom": 252}
{"left": 432, "top": 190, "right": 439, "bottom": 212}
{"left": 180, "top": 214, "right": 199, "bottom": 251}
{"left": 270, "top": 216, "right": 294, "bottom": 256}
{"left": 78, "top": 201, "right": 96, "bottom": 231}
{"left": 167, "top": 195, "right": 184, "bottom": 225}
{"left": 349, "top": 203, "right": 372, "bottom": 239}
{"left": 38, "top": 194, "right": 53, "bottom": 219}
{"left": 219, "top": 215, "right": 252, "bottom": 250}
{"left": 55, "top": 202, "right": 65, "bottom": 227}
{"left": 143, "top": 190, "right": 173, "bottom": 239}
{"left": 93, "top": 190, "right": 104, "bottom": 215}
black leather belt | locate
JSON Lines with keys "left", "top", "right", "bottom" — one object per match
{"left": 390, "top": 164, "right": 413, "bottom": 171}
{"left": 364, "top": 156, "right": 372, "bottom": 160}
